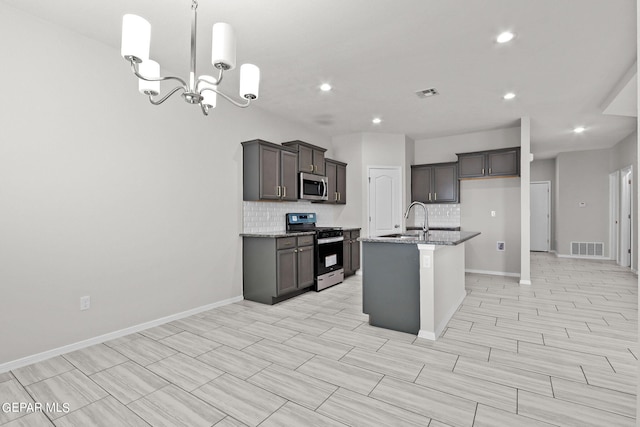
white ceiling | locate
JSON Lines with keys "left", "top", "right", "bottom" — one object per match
{"left": 3, "top": 0, "right": 637, "bottom": 158}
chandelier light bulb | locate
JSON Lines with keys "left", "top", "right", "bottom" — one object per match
{"left": 573, "top": 126, "right": 586, "bottom": 134}
{"left": 372, "top": 117, "right": 382, "bottom": 124}
{"left": 503, "top": 92, "right": 516, "bottom": 100}
{"left": 138, "top": 60, "right": 160, "bottom": 95}
{"left": 211, "top": 23, "right": 236, "bottom": 70}
{"left": 240, "top": 64, "right": 260, "bottom": 100}
{"left": 320, "top": 83, "right": 332, "bottom": 92}
{"left": 121, "top": 14, "right": 151, "bottom": 62}
{"left": 199, "top": 75, "right": 217, "bottom": 108}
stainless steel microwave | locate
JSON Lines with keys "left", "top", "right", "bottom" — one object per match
{"left": 299, "top": 172, "right": 328, "bottom": 201}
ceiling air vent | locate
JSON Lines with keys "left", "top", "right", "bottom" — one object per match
{"left": 416, "top": 88, "right": 439, "bottom": 98}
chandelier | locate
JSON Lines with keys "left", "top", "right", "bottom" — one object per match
{"left": 120, "top": 0, "right": 260, "bottom": 116}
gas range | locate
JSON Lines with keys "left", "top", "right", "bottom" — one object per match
{"left": 286, "top": 213, "right": 344, "bottom": 291}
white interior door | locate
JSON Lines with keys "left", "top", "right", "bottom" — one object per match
{"left": 368, "top": 167, "right": 402, "bottom": 237}
{"left": 619, "top": 166, "right": 632, "bottom": 267}
{"left": 609, "top": 171, "right": 619, "bottom": 263}
{"left": 530, "top": 181, "right": 550, "bottom": 252}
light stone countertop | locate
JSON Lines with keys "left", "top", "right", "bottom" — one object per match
{"left": 360, "top": 230, "right": 480, "bottom": 245}
{"left": 240, "top": 231, "right": 316, "bottom": 238}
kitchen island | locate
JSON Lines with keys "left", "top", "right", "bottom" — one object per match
{"left": 359, "top": 230, "right": 480, "bottom": 340}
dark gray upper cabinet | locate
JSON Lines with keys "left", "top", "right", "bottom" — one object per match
{"left": 457, "top": 147, "right": 520, "bottom": 179}
{"left": 282, "top": 140, "right": 326, "bottom": 175}
{"left": 324, "top": 158, "right": 347, "bottom": 204}
{"left": 410, "top": 162, "right": 459, "bottom": 203}
{"left": 242, "top": 139, "right": 298, "bottom": 201}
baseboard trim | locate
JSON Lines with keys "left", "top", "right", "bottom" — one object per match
{"left": 519, "top": 280, "right": 532, "bottom": 285}
{"left": 465, "top": 269, "right": 520, "bottom": 278}
{"left": 434, "top": 292, "right": 466, "bottom": 338}
{"left": 555, "top": 254, "right": 612, "bottom": 261}
{"left": 417, "top": 330, "right": 436, "bottom": 340}
{"left": 0, "top": 295, "right": 244, "bottom": 374}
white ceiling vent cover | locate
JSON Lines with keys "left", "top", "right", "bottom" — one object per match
{"left": 416, "top": 88, "right": 439, "bottom": 98}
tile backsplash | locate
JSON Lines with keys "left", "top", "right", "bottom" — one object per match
{"left": 244, "top": 201, "right": 460, "bottom": 233}
{"left": 407, "top": 204, "right": 460, "bottom": 229}
{"left": 243, "top": 201, "right": 336, "bottom": 233}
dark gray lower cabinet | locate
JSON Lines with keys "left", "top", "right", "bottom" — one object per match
{"left": 343, "top": 229, "right": 361, "bottom": 277}
{"left": 243, "top": 235, "right": 315, "bottom": 304}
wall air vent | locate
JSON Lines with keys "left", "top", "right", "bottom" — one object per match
{"left": 570, "top": 241, "right": 604, "bottom": 257}
{"left": 416, "top": 88, "right": 439, "bottom": 98}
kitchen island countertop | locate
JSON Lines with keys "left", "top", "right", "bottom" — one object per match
{"left": 360, "top": 230, "right": 479, "bottom": 245}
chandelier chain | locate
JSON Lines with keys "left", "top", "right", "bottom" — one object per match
{"left": 191, "top": 0, "right": 198, "bottom": 11}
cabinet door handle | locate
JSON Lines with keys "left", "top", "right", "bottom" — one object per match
{"left": 277, "top": 186, "right": 281, "bottom": 196}
{"left": 489, "top": 168, "right": 492, "bottom": 174}
{"left": 482, "top": 168, "right": 485, "bottom": 175}
{"left": 338, "top": 192, "right": 341, "bottom": 201}
{"left": 434, "top": 193, "right": 437, "bottom": 201}
{"left": 428, "top": 193, "right": 432, "bottom": 201}
{"left": 335, "top": 192, "right": 338, "bottom": 201}
{"left": 310, "top": 165, "right": 314, "bottom": 172}
{"left": 283, "top": 186, "right": 286, "bottom": 198}
{"left": 294, "top": 249, "right": 298, "bottom": 253}
{"left": 314, "top": 165, "right": 318, "bottom": 173}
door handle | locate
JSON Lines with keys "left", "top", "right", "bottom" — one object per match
{"left": 310, "top": 165, "right": 314, "bottom": 172}
{"left": 434, "top": 193, "right": 437, "bottom": 201}
{"left": 277, "top": 186, "right": 281, "bottom": 197}
{"left": 428, "top": 193, "right": 431, "bottom": 201}
{"left": 482, "top": 168, "right": 485, "bottom": 174}
{"left": 394, "top": 224, "right": 400, "bottom": 228}
{"left": 283, "top": 186, "right": 286, "bottom": 198}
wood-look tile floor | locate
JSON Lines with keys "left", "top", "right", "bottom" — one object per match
{"left": 1, "top": 253, "right": 637, "bottom": 426}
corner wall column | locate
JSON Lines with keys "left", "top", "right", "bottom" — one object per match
{"left": 520, "top": 117, "right": 532, "bottom": 285}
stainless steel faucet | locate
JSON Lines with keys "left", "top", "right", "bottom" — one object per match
{"left": 404, "top": 201, "right": 429, "bottom": 232}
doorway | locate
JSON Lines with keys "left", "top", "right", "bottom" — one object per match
{"left": 530, "top": 181, "right": 551, "bottom": 252}
{"left": 609, "top": 171, "right": 620, "bottom": 263}
{"left": 368, "top": 167, "right": 402, "bottom": 237}
{"left": 619, "top": 166, "right": 633, "bottom": 267}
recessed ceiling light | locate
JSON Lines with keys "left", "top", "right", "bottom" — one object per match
{"left": 573, "top": 126, "right": 586, "bottom": 134}
{"left": 320, "top": 83, "right": 332, "bottom": 92}
{"left": 503, "top": 92, "right": 516, "bottom": 100}
{"left": 496, "top": 31, "right": 515, "bottom": 43}
{"left": 372, "top": 117, "right": 382, "bottom": 124}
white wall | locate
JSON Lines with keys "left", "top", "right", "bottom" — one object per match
{"left": 415, "top": 127, "right": 522, "bottom": 274}
{"left": 333, "top": 132, "right": 410, "bottom": 237}
{"left": 555, "top": 149, "right": 610, "bottom": 257}
{"left": 0, "top": 4, "right": 330, "bottom": 365}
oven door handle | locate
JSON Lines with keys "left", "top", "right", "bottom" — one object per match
{"left": 317, "top": 236, "right": 344, "bottom": 244}
{"left": 321, "top": 179, "right": 327, "bottom": 199}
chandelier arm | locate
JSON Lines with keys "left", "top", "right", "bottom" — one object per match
{"left": 130, "top": 59, "right": 188, "bottom": 89}
{"left": 196, "top": 69, "right": 224, "bottom": 91}
{"left": 148, "top": 85, "right": 186, "bottom": 105}
{"left": 201, "top": 87, "right": 252, "bottom": 108}
{"left": 200, "top": 103, "right": 209, "bottom": 116}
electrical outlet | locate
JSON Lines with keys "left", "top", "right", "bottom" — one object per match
{"left": 80, "top": 296, "right": 91, "bottom": 311}
{"left": 497, "top": 241, "right": 505, "bottom": 251}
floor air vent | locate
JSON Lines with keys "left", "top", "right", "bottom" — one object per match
{"left": 570, "top": 241, "right": 604, "bottom": 257}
